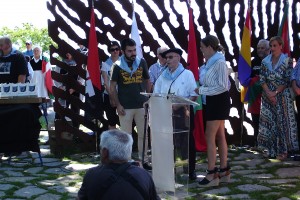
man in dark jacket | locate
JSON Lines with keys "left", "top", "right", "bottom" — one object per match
{"left": 77, "top": 129, "right": 160, "bottom": 200}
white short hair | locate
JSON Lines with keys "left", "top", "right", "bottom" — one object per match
{"left": 100, "top": 129, "right": 133, "bottom": 161}
{"left": 33, "top": 45, "right": 42, "bottom": 53}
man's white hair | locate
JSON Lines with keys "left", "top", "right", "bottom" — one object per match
{"left": 100, "top": 129, "right": 133, "bottom": 161}
{"left": 258, "top": 39, "right": 269, "bottom": 49}
{"left": 33, "top": 45, "right": 42, "bottom": 53}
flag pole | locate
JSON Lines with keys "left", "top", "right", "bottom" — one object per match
{"left": 239, "top": 0, "right": 252, "bottom": 148}
{"left": 90, "top": 0, "right": 101, "bottom": 156}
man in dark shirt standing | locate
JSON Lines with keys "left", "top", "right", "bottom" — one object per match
{"left": 110, "top": 38, "right": 151, "bottom": 168}
{"left": 249, "top": 39, "right": 270, "bottom": 147}
{"left": 0, "top": 36, "right": 28, "bottom": 83}
{"left": 77, "top": 129, "right": 159, "bottom": 200}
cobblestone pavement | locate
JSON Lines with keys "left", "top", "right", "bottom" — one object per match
{"left": 0, "top": 108, "right": 300, "bottom": 199}
{"left": 1, "top": 133, "right": 300, "bottom": 200}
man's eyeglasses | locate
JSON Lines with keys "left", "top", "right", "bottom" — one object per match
{"left": 26, "top": 43, "right": 31, "bottom": 45}
{"left": 165, "top": 55, "right": 178, "bottom": 60}
{"left": 110, "top": 47, "right": 119, "bottom": 52}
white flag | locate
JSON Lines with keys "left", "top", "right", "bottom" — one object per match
{"left": 85, "top": 71, "right": 95, "bottom": 97}
{"left": 131, "top": 10, "right": 143, "bottom": 58}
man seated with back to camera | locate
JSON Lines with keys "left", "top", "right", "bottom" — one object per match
{"left": 77, "top": 129, "right": 160, "bottom": 200}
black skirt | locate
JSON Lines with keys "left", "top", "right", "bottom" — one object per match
{"left": 205, "top": 91, "right": 230, "bottom": 121}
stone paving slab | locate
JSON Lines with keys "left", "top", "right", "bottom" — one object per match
{"left": 231, "top": 165, "right": 245, "bottom": 170}
{"left": 262, "top": 191, "right": 282, "bottom": 196}
{"left": 44, "top": 168, "right": 71, "bottom": 175}
{"left": 0, "top": 184, "right": 14, "bottom": 191}
{"left": 206, "top": 194, "right": 251, "bottom": 200}
{"left": 201, "top": 187, "right": 230, "bottom": 195}
{"left": 259, "top": 178, "right": 299, "bottom": 184}
{"left": 233, "top": 152, "right": 262, "bottom": 160}
{"left": 33, "top": 158, "right": 61, "bottom": 164}
{"left": 48, "top": 185, "right": 78, "bottom": 194}
{"left": 4, "top": 199, "right": 26, "bottom": 200}
{"left": 0, "top": 167, "right": 24, "bottom": 171}
{"left": 272, "top": 184, "right": 297, "bottom": 189}
{"left": 230, "top": 158, "right": 265, "bottom": 167}
{"left": 64, "top": 163, "right": 98, "bottom": 172}
{"left": 34, "top": 193, "right": 61, "bottom": 200}
{"left": 1, "top": 176, "right": 38, "bottom": 183}
{"left": 42, "top": 161, "right": 67, "bottom": 167}
{"left": 243, "top": 173, "right": 274, "bottom": 179}
{"left": 24, "top": 167, "right": 43, "bottom": 174}
{"left": 277, "top": 198, "right": 292, "bottom": 200}
{"left": 14, "top": 186, "right": 47, "bottom": 198}
{"left": 276, "top": 167, "right": 300, "bottom": 178}
{"left": 232, "top": 169, "right": 266, "bottom": 175}
{"left": 32, "top": 174, "right": 48, "bottom": 177}
{"left": 236, "top": 184, "right": 272, "bottom": 192}
{"left": 4, "top": 171, "right": 24, "bottom": 177}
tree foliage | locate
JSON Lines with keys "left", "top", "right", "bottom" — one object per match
{"left": 0, "top": 23, "right": 55, "bottom": 55}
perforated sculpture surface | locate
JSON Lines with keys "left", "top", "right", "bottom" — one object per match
{"left": 47, "top": 0, "right": 300, "bottom": 150}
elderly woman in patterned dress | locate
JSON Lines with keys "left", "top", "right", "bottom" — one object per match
{"left": 258, "top": 36, "right": 299, "bottom": 160}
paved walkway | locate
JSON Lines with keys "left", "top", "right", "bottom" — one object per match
{"left": 0, "top": 107, "right": 300, "bottom": 199}
{"left": 0, "top": 132, "right": 300, "bottom": 199}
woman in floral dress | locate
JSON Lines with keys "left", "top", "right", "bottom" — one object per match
{"left": 258, "top": 36, "right": 299, "bottom": 160}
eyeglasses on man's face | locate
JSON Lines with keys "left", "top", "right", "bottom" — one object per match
{"left": 26, "top": 43, "right": 31, "bottom": 46}
{"left": 110, "top": 47, "right": 119, "bottom": 52}
{"left": 165, "top": 55, "right": 178, "bottom": 60}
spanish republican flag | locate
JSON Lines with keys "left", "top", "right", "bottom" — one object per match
{"left": 278, "top": 0, "right": 290, "bottom": 56}
{"left": 238, "top": 7, "right": 252, "bottom": 103}
{"left": 187, "top": 3, "right": 206, "bottom": 152}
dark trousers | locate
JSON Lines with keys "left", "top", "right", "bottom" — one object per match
{"left": 251, "top": 113, "right": 260, "bottom": 146}
{"left": 103, "top": 93, "right": 119, "bottom": 127}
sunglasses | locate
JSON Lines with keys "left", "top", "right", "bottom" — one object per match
{"left": 26, "top": 43, "right": 31, "bottom": 45}
{"left": 110, "top": 47, "right": 119, "bottom": 52}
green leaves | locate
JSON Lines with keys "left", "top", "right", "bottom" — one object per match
{"left": 0, "top": 23, "right": 56, "bottom": 56}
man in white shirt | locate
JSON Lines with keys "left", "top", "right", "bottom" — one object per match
{"left": 153, "top": 48, "right": 198, "bottom": 180}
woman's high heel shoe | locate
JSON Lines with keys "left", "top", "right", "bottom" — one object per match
{"left": 219, "top": 166, "right": 231, "bottom": 183}
{"left": 198, "top": 167, "right": 219, "bottom": 187}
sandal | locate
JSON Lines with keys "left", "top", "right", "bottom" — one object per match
{"left": 219, "top": 166, "right": 231, "bottom": 183}
{"left": 198, "top": 167, "right": 219, "bottom": 187}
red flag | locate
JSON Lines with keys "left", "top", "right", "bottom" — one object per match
{"left": 278, "top": 0, "right": 290, "bottom": 56}
{"left": 41, "top": 57, "right": 54, "bottom": 98}
{"left": 187, "top": 3, "right": 206, "bottom": 152}
{"left": 87, "top": 7, "right": 101, "bottom": 93}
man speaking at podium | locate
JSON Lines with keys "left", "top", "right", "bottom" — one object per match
{"left": 153, "top": 48, "right": 198, "bottom": 180}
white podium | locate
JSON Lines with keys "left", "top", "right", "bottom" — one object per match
{"left": 142, "top": 93, "right": 198, "bottom": 193}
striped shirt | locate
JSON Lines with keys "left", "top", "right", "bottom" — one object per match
{"left": 199, "top": 60, "right": 229, "bottom": 96}
{"left": 148, "top": 61, "right": 166, "bottom": 85}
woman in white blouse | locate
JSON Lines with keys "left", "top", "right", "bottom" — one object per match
{"left": 196, "top": 35, "right": 230, "bottom": 187}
